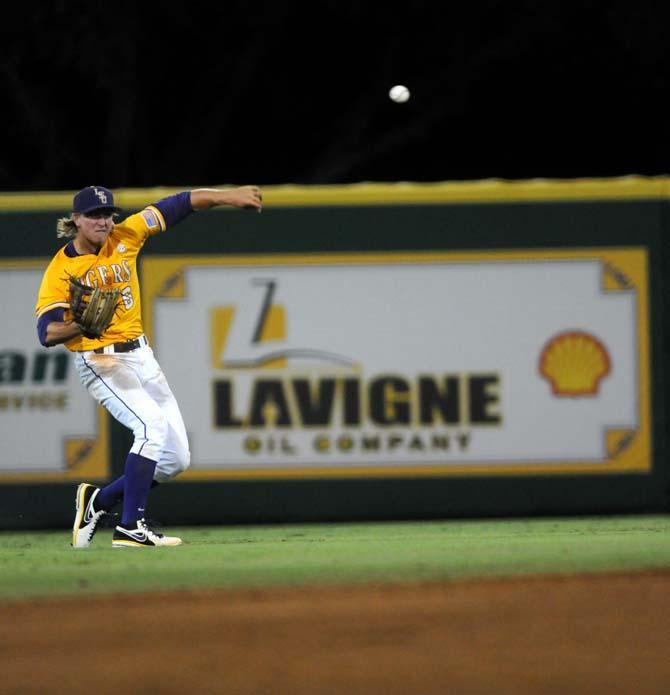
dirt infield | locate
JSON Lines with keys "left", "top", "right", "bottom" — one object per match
{"left": 2, "top": 571, "right": 669, "bottom": 695}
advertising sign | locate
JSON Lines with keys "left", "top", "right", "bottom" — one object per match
{"left": 143, "top": 248, "right": 650, "bottom": 478}
{"left": 0, "top": 262, "right": 109, "bottom": 482}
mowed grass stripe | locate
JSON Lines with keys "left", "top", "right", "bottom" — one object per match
{"left": 1, "top": 516, "right": 669, "bottom": 600}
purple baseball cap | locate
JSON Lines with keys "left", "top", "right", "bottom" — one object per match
{"left": 72, "top": 186, "right": 122, "bottom": 214}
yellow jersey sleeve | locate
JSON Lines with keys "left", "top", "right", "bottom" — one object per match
{"left": 35, "top": 251, "right": 71, "bottom": 319}
{"left": 118, "top": 206, "right": 167, "bottom": 240}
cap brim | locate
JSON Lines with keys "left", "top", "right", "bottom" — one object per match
{"left": 76, "top": 205, "right": 122, "bottom": 214}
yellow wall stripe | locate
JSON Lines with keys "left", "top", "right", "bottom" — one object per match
{"left": 1, "top": 176, "right": 669, "bottom": 213}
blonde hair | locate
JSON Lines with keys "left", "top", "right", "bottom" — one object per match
{"left": 56, "top": 216, "right": 77, "bottom": 239}
{"left": 56, "top": 212, "right": 119, "bottom": 239}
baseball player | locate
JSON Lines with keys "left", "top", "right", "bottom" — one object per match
{"left": 35, "top": 184, "right": 263, "bottom": 548}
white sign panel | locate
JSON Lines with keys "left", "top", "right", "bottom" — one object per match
{"left": 145, "top": 249, "right": 650, "bottom": 478}
{"left": 0, "top": 263, "right": 108, "bottom": 482}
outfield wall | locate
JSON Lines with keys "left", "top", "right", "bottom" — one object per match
{"left": 1, "top": 177, "right": 668, "bottom": 528}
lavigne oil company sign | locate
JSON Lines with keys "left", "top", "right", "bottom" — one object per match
{"left": 143, "top": 249, "right": 650, "bottom": 479}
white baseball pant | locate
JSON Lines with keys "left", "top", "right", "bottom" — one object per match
{"left": 74, "top": 343, "right": 191, "bottom": 482}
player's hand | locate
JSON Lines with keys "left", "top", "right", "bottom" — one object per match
{"left": 228, "top": 185, "right": 263, "bottom": 212}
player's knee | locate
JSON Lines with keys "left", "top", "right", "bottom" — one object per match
{"left": 178, "top": 447, "right": 191, "bottom": 473}
{"left": 153, "top": 446, "right": 190, "bottom": 482}
{"left": 172, "top": 442, "right": 191, "bottom": 475}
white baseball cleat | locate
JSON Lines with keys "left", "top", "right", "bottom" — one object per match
{"left": 112, "top": 518, "right": 182, "bottom": 548}
{"left": 72, "top": 483, "right": 107, "bottom": 549}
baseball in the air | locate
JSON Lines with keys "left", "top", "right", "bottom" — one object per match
{"left": 389, "top": 85, "right": 410, "bottom": 103}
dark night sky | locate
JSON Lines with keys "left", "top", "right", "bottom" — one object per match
{"left": 2, "top": 1, "right": 668, "bottom": 191}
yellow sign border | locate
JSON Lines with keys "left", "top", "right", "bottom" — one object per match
{"left": 143, "top": 247, "right": 651, "bottom": 479}
{"left": 1, "top": 175, "right": 669, "bottom": 212}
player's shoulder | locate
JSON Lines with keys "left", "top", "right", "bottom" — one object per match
{"left": 115, "top": 206, "right": 166, "bottom": 238}
{"left": 39, "top": 243, "right": 78, "bottom": 291}
{"left": 45, "top": 242, "right": 75, "bottom": 269}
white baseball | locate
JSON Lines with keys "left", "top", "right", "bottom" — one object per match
{"left": 389, "top": 85, "right": 410, "bottom": 103}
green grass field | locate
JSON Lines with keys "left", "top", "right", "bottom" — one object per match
{"left": 1, "top": 515, "right": 669, "bottom": 601}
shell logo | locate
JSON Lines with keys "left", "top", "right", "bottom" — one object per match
{"left": 539, "top": 331, "right": 611, "bottom": 396}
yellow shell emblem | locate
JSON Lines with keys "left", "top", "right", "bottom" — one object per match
{"left": 539, "top": 331, "right": 611, "bottom": 396}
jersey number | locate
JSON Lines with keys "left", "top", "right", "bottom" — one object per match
{"left": 121, "top": 286, "right": 135, "bottom": 310}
